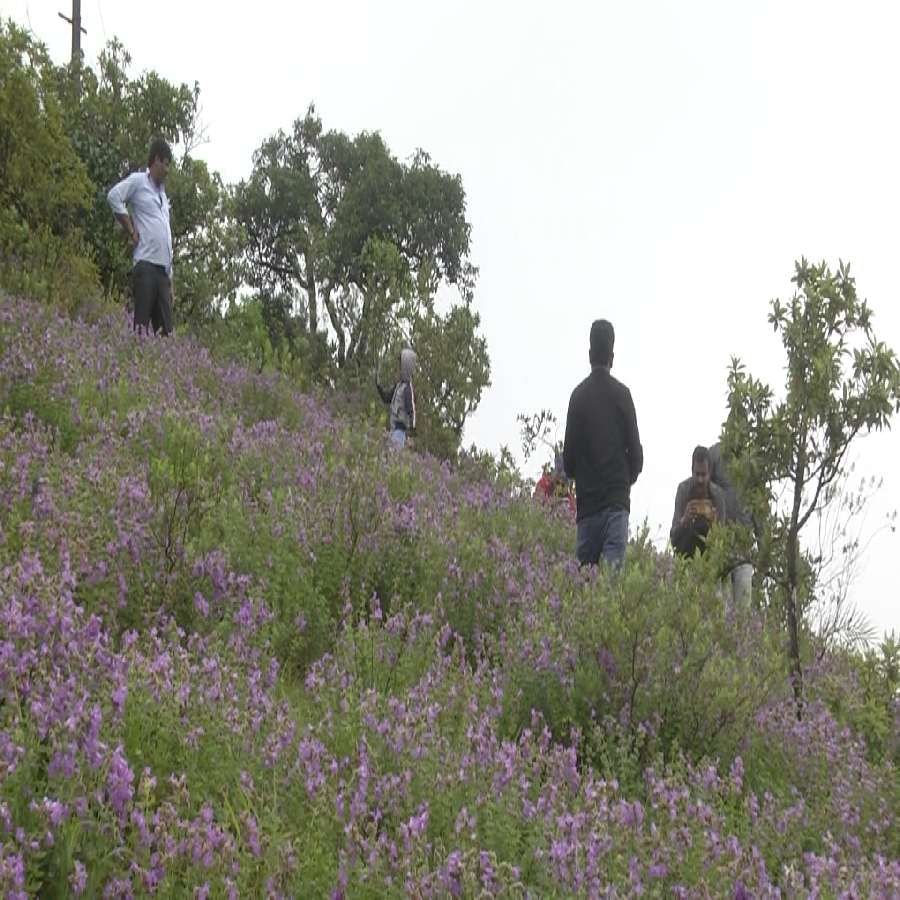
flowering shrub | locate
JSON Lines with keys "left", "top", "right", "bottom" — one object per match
{"left": 0, "top": 297, "right": 897, "bottom": 896}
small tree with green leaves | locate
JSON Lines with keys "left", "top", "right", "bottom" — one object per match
{"left": 723, "top": 259, "right": 900, "bottom": 712}
{"left": 517, "top": 409, "right": 560, "bottom": 466}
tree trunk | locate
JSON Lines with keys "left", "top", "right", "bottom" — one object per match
{"left": 348, "top": 289, "right": 373, "bottom": 367}
{"left": 786, "top": 477, "right": 804, "bottom": 719}
{"left": 322, "top": 288, "right": 345, "bottom": 366}
{"left": 305, "top": 252, "right": 318, "bottom": 334}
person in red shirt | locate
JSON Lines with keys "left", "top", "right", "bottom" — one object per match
{"left": 533, "top": 452, "right": 576, "bottom": 514}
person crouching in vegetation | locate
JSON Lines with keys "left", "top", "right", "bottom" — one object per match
{"left": 670, "top": 445, "right": 727, "bottom": 558}
{"left": 533, "top": 451, "right": 576, "bottom": 515}
{"left": 376, "top": 348, "right": 417, "bottom": 448}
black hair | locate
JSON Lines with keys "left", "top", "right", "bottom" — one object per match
{"left": 148, "top": 137, "right": 173, "bottom": 168}
{"left": 589, "top": 319, "right": 615, "bottom": 366}
{"left": 692, "top": 445, "right": 711, "bottom": 469}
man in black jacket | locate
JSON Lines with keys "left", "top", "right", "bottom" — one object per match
{"left": 563, "top": 320, "right": 643, "bottom": 567}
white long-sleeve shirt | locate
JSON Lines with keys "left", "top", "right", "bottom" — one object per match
{"left": 107, "top": 171, "right": 173, "bottom": 275}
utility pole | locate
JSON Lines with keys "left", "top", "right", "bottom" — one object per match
{"left": 58, "top": 0, "right": 87, "bottom": 96}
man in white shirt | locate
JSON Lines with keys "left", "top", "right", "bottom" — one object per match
{"left": 107, "top": 138, "right": 175, "bottom": 335}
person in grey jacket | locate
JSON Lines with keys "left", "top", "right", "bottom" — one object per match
{"left": 670, "top": 445, "right": 727, "bottom": 558}
{"left": 376, "top": 348, "right": 417, "bottom": 448}
{"left": 709, "top": 441, "right": 754, "bottom": 603}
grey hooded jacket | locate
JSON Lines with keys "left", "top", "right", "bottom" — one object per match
{"left": 708, "top": 443, "right": 753, "bottom": 527}
{"left": 376, "top": 348, "right": 417, "bottom": 431}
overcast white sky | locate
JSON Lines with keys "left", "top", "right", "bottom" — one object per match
{"left": 7, "top": 0, "right": 899, "bottom": 637}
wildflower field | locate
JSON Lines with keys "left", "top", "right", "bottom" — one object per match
{"left": 1, "top": 298, "right": 897, "bottom": 897}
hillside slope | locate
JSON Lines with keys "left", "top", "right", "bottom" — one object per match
{"left": 0, "top": 298, "right": 897, "bottom": 897}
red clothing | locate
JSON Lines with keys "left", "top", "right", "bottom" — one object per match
{"left": 533, "top": 474, "right": 576, "bottom": 514}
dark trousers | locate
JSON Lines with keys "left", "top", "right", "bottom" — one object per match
{"left": 132, "top": 260, "right": 173, "bottom": 335}
{"left": 576, "top": 508, "right": 629, "bottom": 568}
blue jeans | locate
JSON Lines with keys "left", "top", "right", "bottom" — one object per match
{"left": 576, "top": 508, "right": 629, "bottom": 568}
{"left": 390, "top": 428, "right": 407, "bottom": 449}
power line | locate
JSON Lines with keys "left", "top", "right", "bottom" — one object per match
{"left": 96, "top": 0, "right": 108, "bottom": 44}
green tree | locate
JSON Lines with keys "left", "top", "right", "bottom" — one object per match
{"left": 723, "top": 259, "right": 900, "bottom": 711}
{"left": 0, "top": 21, "right": 98, "bottom": 306}
{"left": 234, "top": 106, "right": 488, "bottom": 455}
{"left": 53, "top": 39, "right": 235, "bottom": 321}
{"left": 406, "top": 299, "right": 491, "bottom": 458}
{"left": 167, "top": 156, "right": 241, "bottom": 324}
{"left": 517, "top": 409, "right": 560, "bottom": 465}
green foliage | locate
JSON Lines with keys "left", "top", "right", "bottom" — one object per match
{"left": 53, "top": 39, "right": 205, "bottom": 300}
{"left": 2, "top": 299, "right": 896, "bottom": 895}
{"left": 723, "top": 259, "right": 900, "bottom": 704}
{"left": 234, "top": 106, "right": 489, "bottom": 456}
{"left": 0, "top": 22, "right": 239, "bottom": 328}
{"left": 500, "top": 533, "right": 786, "bottom": 770}
{"left": 814, "top": 633, "right": 900, "bottom": 767}
{"left": 407, "top": 298, "right": 491, "bottom": 458}
{"left": 1, "top": 25, "right": 490, "bottom": 453}
{"left": 0, "top": 22, "right": 99, "bottom": 308}
{"left": 53, "top": 38, "right": 243, "bottom": 329}
{"left": 456, "top": 443, "right": 524, "bottom": 495}
{"left": 2, "top": 367, "right": 81, "bottom": 454}
{"left": 167, "top": 156, "right": 242, "bottom": 323}
{"left": 145, "top": 418, "right": 232, "bottom": 600}
{"left": 517, "top": 408, "right": 561, "bottom": 464}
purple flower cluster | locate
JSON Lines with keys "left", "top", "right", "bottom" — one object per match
{"left": 0, "top": 297, "right": 897, "bottom": 896}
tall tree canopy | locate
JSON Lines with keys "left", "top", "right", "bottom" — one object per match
{"left": 234, "top": 107, "right": 490, "bottom": 455}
